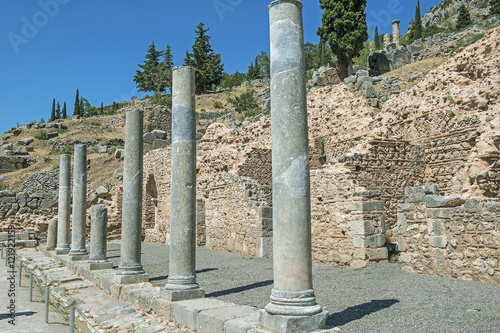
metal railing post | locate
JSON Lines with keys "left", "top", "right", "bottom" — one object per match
{"left": 29, "top": 273, "right": 33, "bottom": 302}
{"left": 18, "top": 261, "right": 22, "bottom": 287}
{"left": 69, "top": 306, "right": 75, "bottom": 333}
{"left": 44, "top": 286, "right": 49, "bottom": 323}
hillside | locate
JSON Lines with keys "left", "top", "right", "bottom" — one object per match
{"left": 422, "top": 0, "right": 495, "bottom": 29}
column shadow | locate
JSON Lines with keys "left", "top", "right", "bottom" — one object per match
{"left": 148, "top": 268, "right": 219, "bottom": 282}
{"left": 325, "top": 299, "right": 399, "bottom": 327}
{"left": 206, "top": 280, "right": 273, "bottom": 298}
{"left": 0, "top": 311, "right": 36, "bottom": 320}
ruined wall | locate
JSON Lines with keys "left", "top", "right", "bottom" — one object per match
{"left": 397, "top": 185, "right": 500, "bottom": 283}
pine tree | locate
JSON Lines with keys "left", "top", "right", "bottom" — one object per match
{"left": 62, "top": 102, "right": 67, "bottom": 119}
{"left": 134, "top": 41, "right": 165, "bottom": 94}
{"left": 492, "top": 0, "right": 500, "bottom": 16}
{"left": 160, "top": 44, "right": 174, "bottom": 94}
{"left": 100, "top": 102, "right": 104, "bottom": 115}
{"left": 50, "top": 98, "right": 56, "bottom": 122}
{"left": 317, "top": 0, "right": 368, "bottom": 79}
{"left": 256, "top": 51, "right": 270, "bottom": 78}
{"left": 73, "top": 89, "right": 80, "bottom": 116}
{"left": 456, "top": 4, "right": 472, "bottom": 30}
{"left": 184, "top": 22, "right": 224, "bottom": 94}
{"left": 247, "top": 61, "right": 258, "bottom": 80}
{"left": 374, "top": 26, "right": 382, "bottom": 50}
{"left": 56, "top": 102, "right": 61, "bottom": 119}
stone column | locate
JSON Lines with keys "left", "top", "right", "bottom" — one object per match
{"left": 262, "top": 1, "right": 327, "bottom": 331}
{"left": 69, "top": 144, "right": 89, "bottom": 260}
{"left": 117, "top": 109, "right": 147, "bottom": 281}
{"left": 392, "top": 20, "right": 401, "bottom": 47}
{"left": 384, "top": 34, "right": 392, "bottom": 51}
{"left": 88, "top": 204, "right": 113, "bottom": 270}
{"left": 46, "top": 219, "right": 57, "bottom": 250}
{"left": 162, "top": 66, "right": 204, "bottom": 301}
{"left": 56, "top": 154, "right": 71, "bottom": 254}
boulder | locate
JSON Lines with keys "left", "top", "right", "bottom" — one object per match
{"left": 143, "top": 132, "right": 155, "bottom": 144}
{"left": 152, "top": 129, "right": 167, "bottom": 140}
{"left": 17, "top": 138, "right": 34, "bottom": 146}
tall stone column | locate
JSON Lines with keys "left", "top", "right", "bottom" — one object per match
{"left": 56, "top": 154, "right": 71, "bottom": 254}
{"left": 88, "top": 204, "right": 113, "bottom": 270}
{"left": 162, "top": 66, "right": 204, "bottom": 301}
{"left": 261, "top": 1, "right": 327, "bottom": 331}
{"left": 117, "top": 109, "right": 147, "bottom": 281}
{"left": 392, "top": 20, "right": 401, "bottom": 47}
{"left": 69, "top": 144, "right": 89, "bottom": 260}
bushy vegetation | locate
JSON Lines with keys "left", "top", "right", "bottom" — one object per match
{"left": 61, "top": 144, "right": 74, "bottom": 155}
{"left": 34, "top": 130, "right": 49, "bottom": 140}
{"left": 213, "top": 100, "right": 223, "bottom": 109}
{"left": 228, "top": 90, "right": 262, "bottom": 119}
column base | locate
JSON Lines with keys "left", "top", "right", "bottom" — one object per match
{"left": 46, "top": 247, "right": 56, "bottom": 251}
{"left": 114, "top": 273, "right": 149, "bottom": 284}
{"left": 86, "top": 261, "right": 114, "bottom": 271}
{"left": 68, "top": 254, "right": 89, "bottom": 261}
{"left": 117, "top": 264, "right": 145, "bottom": 276}
{"left": 160, "top": 287, "right": 205, "bottom": 301}
{"left": 55, "top": 248, "right": 70, "bottom": 255}
{"left": 265, "top": 289, "right": 323, "bottom": 316}
{"left": 259, "top": 309, "right": 331, "bottom": 333}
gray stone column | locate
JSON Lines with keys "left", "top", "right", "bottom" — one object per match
{"left": 46, "top": 219, "right": 57, "bottom": 250}
{"left": 384, "top": 34, "right": 392, "bottom": 51}
{"left": 87, "top": 204, "right": 113, "bottom": 270}
{"left": 56, "top": 154, "right": 71, "bottom": 254}
{"left": 262, "top": 1, "right": 327, "bottom": 331}
{"left": 69, "top": 144, "right": 89, "bottom": 260}
{"left": 162, "top": 66, "right": 204, "bottom": 301}
{"left": 117, "top": 109, "right": 146, "bottom": 279}
{"left": 392, "top": 20, "right": 401, "bottom": 47}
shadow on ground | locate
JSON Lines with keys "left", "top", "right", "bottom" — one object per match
{"left": 0, "top": 311, "right": 36, "bottom": 320}
{"left": 326, "top": 299, "right": 399, "bottom": 327}
{"left": 206, "top": 280, "right": 273, "bottom": 298}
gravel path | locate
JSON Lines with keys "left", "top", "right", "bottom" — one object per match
{"left": 106, "top": 241, "right": 500, "bottom": 333}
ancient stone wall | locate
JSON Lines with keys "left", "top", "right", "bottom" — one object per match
{"left": 397, "top": 185, "right": 500, "bottom": 283}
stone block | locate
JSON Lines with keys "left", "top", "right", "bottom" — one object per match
{"left": 143, "top": 132, "right": 155, "bottom": 144}
{"left": 258, "top": 309, "right": 329, "bottom": 333}
{"left": 68, "top": 254, "right": 89, "bottom": 261}
{"left": 483, "top": 201, "right": 500, "bottom": 213}
{"left": 256, "top": 237, "right": 272, "bottom": 258}
{"left": 352, "top": 190, "right": 381, "bottom": 199}
{"left": 152, "top": 129, "right": 167, "bottom": 140}
{"left": 350, "top": 201, "right": 384, "bottom": 212}
{"left": 350, "top": 221, "right": 374, "bottom": 236}
{"left": 225, "top": 312, "right": 260, "bottom": 333}
{"left": 98, "top": 273, "right": 116, "bottom": 294}
{"left": 425, "top": 195, "right": 464, "bottom": 208}
{"left": 259, "top": 206, "right": 273, "bottom": 219}
{"left": 151, "top": 297, "right": 174, "bottom": 321}
{"left": 160, "top": 288, "right": 205, "bottom": 302}
{"left": 261, "top": 218, "right": 273, "bottom": 231}
{"left": 86, "top": 262, "right": 114, "bottom": 271}
{"left": 397, "top": 236, "right": 407, "bottom": 252}
{"left": 172, "top": 298, "right": 231, "bottom": 329}
{"left": 427, "top": 208, "right": 451, "bottom": 219}
{"left": 405, "top": 185, "right": 439, "bottom": 203}
{"left": 366, "top": 247, "right": 388, "bottom": 261}
{"left": 397, "top": 213, "right": 407, "bottom": 233}
{"left": 464, "top": 199, "right": 482, "bottom": 214}
{"left": 427, "top": 220, "right": 443, "bottom": 236}
{"left": 197, "top": 305, "right": 257, "bottom": 333}
{"left": 353, "top": 235, "right": 386, "bottom": 248}
{"left": 429, "top": 236, "right": 447, "bottom": 249}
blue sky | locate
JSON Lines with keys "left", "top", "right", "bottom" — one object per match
{"left": 0, "top": 0, "right": 441, "bottom": 134}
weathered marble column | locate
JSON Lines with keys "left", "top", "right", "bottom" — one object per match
{"left": 117, "top": 109, "right": 146, "bottom": 279}
{"left": 392, "top": 20, "right": 401, "bottom": 47}
{"left": 55, "top": 154, "right": 71, "bottom": 254}
{"left": 262, "top": 1, "right": 327, "bottom": 331}
{"left": 69, "top": 144, "right": 89, "bottom": 260}
{"left": 46, "top": 219, "right": 57, "bottom": 250}
{"left": 384, "top": 34, "right": 392, "bottom": 51}
{"left": 88, "top": 204, "right": 113, "bottom": 270}
{"left": 162, "top": 66, "right": 204, "bottom": 301}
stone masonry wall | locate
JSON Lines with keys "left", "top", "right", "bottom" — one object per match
{"left": 397, "top": 185, "right": 500, "bottom": 283}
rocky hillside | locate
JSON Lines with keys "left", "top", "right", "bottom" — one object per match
{"left": 422, "top": 0, "right": 494, "bottom": 29}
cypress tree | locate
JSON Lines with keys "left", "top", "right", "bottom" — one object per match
{"left": 79, "top": 97, "right": 85, "bottom": 117}
{"left": 317, "top": 0, "right": 368, "bottom": 79}
{"left": 374, "top": 26, "right": 382, "bottom": 50}
{"left": 492, "top": 0, "right": 500, "bottom": 16}
{"left": 56, "top": 102, "right": 61, "bottom": 119}
{"left": 456, "top": 4, "right": 472, "bottom": 30}
{"left": 73, "top": 89, "right": 80, "bottom": 116}
{"left": 100, "top": 102, "right": 104, "bottom": 115}
{"left": 413, "top": 1, "right": 423, "bottom": 40}
{"left": 160, "top": 44, "right": 174, "bottom": 94}
{"left": 50, "top": 98, "right": 56, "bottom": 122}
{"left": 62, "top": 102, "right": 67, "bottom": 119}
{"left": 184, "top": 22, "right": 224, "bottom": 93}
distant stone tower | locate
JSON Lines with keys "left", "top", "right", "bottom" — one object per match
{"left": 392, "top": 20, "right": 401, "bottom": 47}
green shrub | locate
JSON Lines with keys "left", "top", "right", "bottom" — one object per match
{"left": 213, "top": 100, "right": 223, "bottom": 109}
{"left": 56, "top": 128, "right": 69, "bottom": 134}
{"left": 151, "top": 93, "right": 172, "bottom": 108}
{"left": 228, "top": 90, "right": 262, "bottom": 119}
{"left": 35, "top": 130, "right": 49, "bottom": 140}
{"left": 0, "top": 179, "right": 7, "bottom": 191}
{"left": 61, "top": 145, "right": 73, "bottom": 155}
{"left": 43, "top": 156, "right": 52, "bottom": 163}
